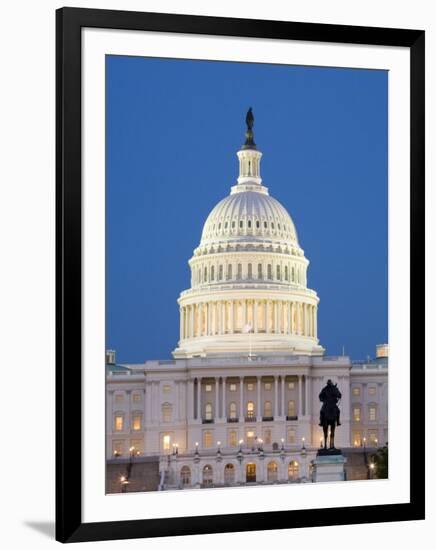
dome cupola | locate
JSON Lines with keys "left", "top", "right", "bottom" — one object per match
{"left": 173, "top": 109, "right": 324, "bottom": 358}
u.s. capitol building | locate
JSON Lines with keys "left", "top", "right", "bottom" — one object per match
{"left": 106, "top": 112, "right": 388, "bottom": 492}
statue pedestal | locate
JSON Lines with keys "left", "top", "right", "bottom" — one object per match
{"left": 312, "top": 450, "right": 347, "bottom": 483}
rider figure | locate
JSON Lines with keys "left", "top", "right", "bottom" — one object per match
{"left": 319, "top": 379, "right": 341, "bottom": 427}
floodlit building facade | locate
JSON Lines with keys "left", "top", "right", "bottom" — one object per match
{"left": 106, "top": 118, "right": 388, "bottom": 491}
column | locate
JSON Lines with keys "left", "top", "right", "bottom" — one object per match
{"left": 179, "top": 308, "right": 184, "bottom": 341}
{"left": 287, "top": 302, "right": 291, "bottom": 334}
{"left": 274, "top": 301, "right": 279, "bottom": 334}
{"left": 243, "top": 300, "right": 247, "bottom": 327}
{"left": 188, "top": 379, "right": 194, "bottom": 421}
{"left": 197, "top": 378, "right": 201, "bottom": 420}
{"left": 253, "top": 301, "right": 258, "bottom": 333}
{"left": 314, "top": 306, "right": 318, "bottom": 338}
{"left": 263, "top": 300, "right": 267, "bottom": 332}
{"left": 298, "top": 375, "right": 302, "bottom": 417}
{"left": 220, "top": 301, "right": 225, "bottom": 334}
{"left": 215, "top": 377, "right": 219, "bottom": 420}
{"left": 145, "top": 382, "right": 152, "bottom": 425}
{"left": 198, "top": 303, "right": 203, "bottom": 336}
{"left": 190, "top": 305, "right": 194, "bottom": 338}
{"left": 305, "top": 375, "right": 311, "bottom": 416}
{"left": 204, "top": 302, "right": 208, "bottom": 336}
{"left": 222, "top": 377, "right": 226, "bottom": 420}
{"left": 230, "top": 301, "right": 235, "bottom": 333}
{"left": 257, "top": 376, "right": 261, "bottom": 420}
{"left": 281, "top": 376, "right": 285, "bottom": 417}
{"left": 266, "top": 301, "right": 270, "bottom": 333}
{"left": 274, "top": 376, "right": 279, "bottom": 417}
{"left": 239, "top": 377, "right": 244, "bottom": 419}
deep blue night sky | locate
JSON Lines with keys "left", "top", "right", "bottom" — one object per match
{"left": 106, "top": 56, "right": 387, "bottom": 363}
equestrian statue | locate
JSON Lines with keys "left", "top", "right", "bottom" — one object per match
{"left": 319, "top": 379, "right": 342, "bottom": 450}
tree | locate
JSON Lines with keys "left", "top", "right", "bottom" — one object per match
{"left": 371, "top": 444, "right": 388, "bottom": 479}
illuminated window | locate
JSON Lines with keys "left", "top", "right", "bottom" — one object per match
{"left": 162, "top": 384, "right": 171, "bottom": 393}
{"left": 369, "top": 430, "right": 378, "bottom": 445}
{"left": 287, "top": 400, "right": 296, "bottom": 417}
{"left": 229, "top": 383, "right": 237, "bottom": 392}
{"left": 288, "top": 382, "right": 295, "bottom": 390}
{"left": 353, "top": 407, "right": 361, "bottom": 422}
{"left": 369, "top": 387, "right": 377, "bottom": 396}
{"left": 247, "top": 401, "right": 255, "bottom": 418}
{"left": 132, "top": 393, "right": 141, "bottom": 403}
{"left": 267, "top": 461, "right": 278, "bottom": 482}
{"left": 247, "top": 383, "right": 254, "bottom": 391}
{"left": 162, "top": 402, "right": 172, "bottom": 423}
{"left": 246, "top": 430, "right": 255, "bottom": 446}
{"left": 180, "top": 466, "right": 191, "bottom": 485}
{"left": 132, "top": 413, "right": 142, "bottom": 431}
{"left": 115, "top": 394, "right": 124, "bottom": 403}
{"left": 264, "top": 401, "right": 272, "bottom": 417}
{"left": 205, "top": 384, "right": 212, "bottom": 392}
{"left": 228, "top": 430, "right": 237, "bottom": 447}
{"left": 162, "top": 434, "right": 171, "bottom": 451}
{"left": 112, "top": 440, "right": 123, "bottom": 457}
{"left": 287, "top": 428, "right": 296, "bottom": 444}
{"left": 264, "top": 382, "right": 272, "bottom": 390}
{"left": 203, "top": 464, "right": 213, "bottom": 486}
{"left": 352, "top": 387, "right": 361, "bottom": 397}
{"left": 203, "top": 431, "right": 213, "bottom": 448}
{"left": 288, "top": 461, "right": 299, "bottom": 481}
{"left": 229, "top": 402, "right": 237, "bottom": 419}
{"left": 114, "top": 414, "right": 124, "bottom": 432}
{"left": 263, "top": 429, "right": 272, "bottom": 444}
{"left": 352, "top": 431, "right": 362, "bottom": 447}
{"left": 204, "top": 402, "right": 213, "bottom": 420}
{"left": 369, "top": 406, "right": 377, "bottom": 421}
{"left": 130, "top": 439, "right": 142, "bottom": 455}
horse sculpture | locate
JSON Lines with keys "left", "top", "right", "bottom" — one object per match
{"left": 319, "top": 379, "right": 342, "bottom": 450}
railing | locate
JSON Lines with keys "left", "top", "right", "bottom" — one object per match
{"left": 245, "top": 416, "right": 256, "bottom": 422}
{"left": 227, "top": 417, "right": 238, "bottom": 423}
{"left": 262, "top": 416, "right": 274, "bottom": 422}
{"left": 202, "top": 418, "right": 214, "bottom": 424}
{"left": 286, "top": 415, "right": 298, "bottom": 421}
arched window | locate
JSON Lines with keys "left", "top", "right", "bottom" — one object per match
{"left": 267, "top": 264, "right": 272, "bottom": 279}
{"left": 288, "top": 461, "right": 299, "bottom": 481}
{"left": 229, "top": 402, "right": 237, "bottom": 420}
{"left": 287, "top": 400, "right": 296, "bottom": 418}
{"left": 224, "top": 463, "right": 235, "bottom": 484}
{"left": 205, "top": 402, "right": 213, "bottom": 420}
{"left": 247, "top": 263, "right": 252, "bottom": 278}
{"left": 264, "top": 221, "right": 268, "bottom": 229}
{"left": 239, "top": 220, "right": 243, "bottom": 229}
{"left": 285, "top": 265, "right": 289, "bottom": 281}
{"left": 227, "top": 264, "right": 232, "bottom": 280}
{"left": 264, "top": 401, "right": 272, "bottom": 417}
{"left": 203, "top": 465, "right": 213, "bottom": 487}
{"left": 232, "top": 220, "right": 235, "bottom": 229}
{"left": 276, "top": 265, "right": 281, "bottom": 280}
{"left": 291, "top": 266, "right": 295, "bottom": 282}
{"left": 267, "top": 461, "right": 278, "bottom": 482}
{"left": 247, "top": 401, "right": 255, "bottom": 419}
{"left": 211, "top": 266, "right": 215, "bottom": 281}
{"left": 256, "top": 220, "right": 260, "bottom": 229}
{"left": 162, "top": 402, "right": 172, "bottom": 423}
{"left": 180, "top": 465, "right": 191, "bottom": 486}
{"left": 237, "top": 264, "right": 242, "bottom": 280}
{"left": 218, "top": 264, "right": 223, "bottom": 281}
{"left": 258, "top": 264, "right": 263, "bottom": 279}
{"left": 204, "top": 267, "right": 208, "bottom": 281}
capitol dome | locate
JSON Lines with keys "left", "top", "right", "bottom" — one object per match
{"left": 173, "top": 110, "right": 324, "bottom": 358}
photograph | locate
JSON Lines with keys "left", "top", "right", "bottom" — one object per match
{"left": 105, "top": 55, "right": 389, "bottom": 493}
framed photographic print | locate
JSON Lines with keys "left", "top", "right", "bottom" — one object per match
{"left": 56, "top": 7, "right": 425, "bottom": 543}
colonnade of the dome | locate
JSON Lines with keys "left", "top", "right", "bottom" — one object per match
{"left": 190, "top": 256, "right": 307, "bottom": 288}
{"left": 179, "top": 299, "right": 317, "bottom": 341}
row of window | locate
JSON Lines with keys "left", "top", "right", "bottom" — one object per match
{"left": 193, "top": 262, "right": 304, "bottom": 285}
{"left": 203, "top": 400, "right": 297, "bottom": 420}
{"left": 209, "top": 219, "right": 291, "bottom": 234}
{"left": 352, "top": 430, "right": 380, "bottom": 447}
{"left": 202, "top": 381, "right": 296, "bottom": 392}
{"left": 200, "top": 427, "right": 297, "bottom": 449}
{"left": 180, "top": 460, "right": 300, "bottom": 486}
{"left": 352, "top": 405, "right": 378, "bottom": 422}
{"left": 113, "top": 412, "right": 143, "bottom": 432}
{"left": 351, "top": 386, "right": 378, "bottom": 397}
{"left": 114, "top": 393, "right": 143, "bottom": 404}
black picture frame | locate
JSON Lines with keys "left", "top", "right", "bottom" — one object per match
{"left": 56, "top": 7, "right": 425, "bottom": 543}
